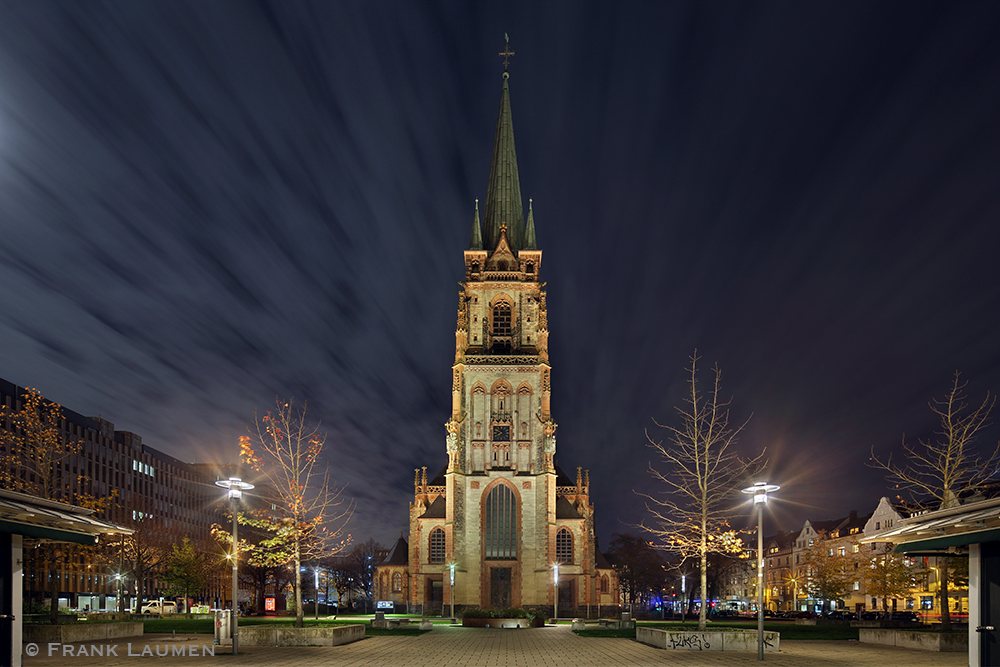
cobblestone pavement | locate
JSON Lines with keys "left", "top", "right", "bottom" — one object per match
{"left": 21, "top": 625, "right": 970, "bottom": 666}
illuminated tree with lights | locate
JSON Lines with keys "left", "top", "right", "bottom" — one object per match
{"left": 0, "top": 387, "right": 100, "bottom": 623}
{"left": 239, "top": 398, "right": 353, "bottom": 627}
{"left": 0, "top": 387, "right": 82, "bottom": 499}
{"left": 640, "top": 353, "right": 765, "bottom": 631}
{"left": 871, "top": 371, "right": 998, "bottom": 631}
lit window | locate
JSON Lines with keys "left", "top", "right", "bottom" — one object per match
{"left": 485, "top": 484, "right": 517, "bottom": 559}
{"left": 854, "top": 581, "right": 860, "bottom": 591}
{"left": 853, "top": 545, "right": 860, "bottom": 553}
{"left": 429, "top": 528, "right": 446, "bottom": 564}
{"left": 392, "top": 573, "right": 402, "bottom": 593}
{"left": 556, "top": 528, "right": 573, "bottom": 564}
{"left": 839, "top": 547, "right": 846, "bottom": 556}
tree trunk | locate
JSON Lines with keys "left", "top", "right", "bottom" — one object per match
{"left": 939, "top": 565, "right": 951, "bottom": 631}
{"left": 294, "top": 537, "right": 304, "bottom": 627}
{"left": 49, "top": 561, "right": 59, "bottom": 624}
{"left": 698, "top": 543, "right": 708, "bottom": 629}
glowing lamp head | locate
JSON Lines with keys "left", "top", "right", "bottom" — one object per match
{"left": 741, "top": 481, "right": 780, "bottom": 504}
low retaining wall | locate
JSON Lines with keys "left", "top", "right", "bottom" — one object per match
{"left": 236, "top": 624, "right": 365, "bottom": 647}
{"left": 858, "top": 628, "right": 967, "bottom": 652}
{"left": 23, "top": 622, "right": 144, "bottom": 644}
{"left": 636, "top": 627, "right": 780, "bottom": 652}
{"left": 462, "top": 618, "right": 544, "bottom": 628}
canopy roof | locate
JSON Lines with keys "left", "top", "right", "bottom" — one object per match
{"left": 862, "top": 496, "right": 1000, "bottom": 554}
{"left": 0, "top": 488, "right": 132, "bottom": 545}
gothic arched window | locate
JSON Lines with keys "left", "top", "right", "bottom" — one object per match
{"left": 429, "top": 528, "right": 446, "bottom": 564}
{"left": 556, "top": 528, "right": 573, "bottom": 563}
{"left": 392, "top": 572, "right": 402, "bottom": 593}
{"left": 485, "top": 484, "right": 517, "bottom": 559}
{"left": 600, "top": 575, "right": 609, "bottom": 594}
{"left": 493, "top": 304, "right": 511, "bottom": 335}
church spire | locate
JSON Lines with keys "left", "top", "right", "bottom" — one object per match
{"left": 524, "top": 198, "right": 536, "bottom": 250}
{"left": 469, "top": 199, "right": 482, "bottom": 250}
{"left": 482, "top": 67, "right": 524, "bottom": 253}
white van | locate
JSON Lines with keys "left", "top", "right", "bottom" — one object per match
{"left": 141, "top": 600, "right": 178, "bottom": 615}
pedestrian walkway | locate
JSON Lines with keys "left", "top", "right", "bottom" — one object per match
{"left": 21, "top": 624, "right": 969, "bottom": 666}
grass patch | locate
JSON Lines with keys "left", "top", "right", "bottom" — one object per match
{"left": 142, "top": 616, "right": 431, "bottom": 636}
{"left": 143, "top": 617, "right": 368, "bottom": 634}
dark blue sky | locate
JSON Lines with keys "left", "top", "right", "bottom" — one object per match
{"left": 1, "top": 2, "right": 999, "bottom": 547}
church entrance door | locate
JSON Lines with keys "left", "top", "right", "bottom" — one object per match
{"left": 490, "top": 567, "right": 511, "bottom": 608}
{"left": 558, "top": 579, "right": 574, "bottom": 611}
{"left": 427, "top": 577, "right": 443, "bottom": 614}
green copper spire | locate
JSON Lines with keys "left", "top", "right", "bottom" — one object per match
{"left": 469, "top": 199, "right": 483, "bottom": 250}
{"left": 524, "top": 198, "right": 536, "bottom": 250}
{"left": 482, "top": 72, "right": 524, "bottom": 253}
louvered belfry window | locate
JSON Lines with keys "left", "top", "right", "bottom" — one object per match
{"left": 485, "top": 484, "right": 516, "bottom": 559}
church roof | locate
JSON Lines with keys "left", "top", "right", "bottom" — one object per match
{"left": 428, "top": 466, "right": 447, "bottom": 486}
{"left": 420, "top": 494, "right": 446, "bottom": 519}
{"left": 554, "top": 465, "right": 575, "bottom": 486}
{"left": 595, "top": 549, "right": 612, "bottom": 569}
{"left": 482, "top": 72, "right": 525, "bottom": 253}
{"left": 556, "top": 495, "right": 582, "bottom": 519}
{"left": 382, "top": 535, "right": 408, "bottom": 566}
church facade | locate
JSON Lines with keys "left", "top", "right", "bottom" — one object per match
{"left": 377, "top": 67, "right": 617, "bottom": 613}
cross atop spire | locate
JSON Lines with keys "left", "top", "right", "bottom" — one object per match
{"left": 499, "top": 34, "right": 515, "bottom": 72}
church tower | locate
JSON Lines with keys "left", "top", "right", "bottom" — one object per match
{"left": 376, "top": 53, "right": 617, "bottom": 614}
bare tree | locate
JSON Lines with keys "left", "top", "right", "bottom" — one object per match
{"left": 239, "top": 398, "right": 353, "bottom": 627}
{"left": 871, "top": 371, "right": 998, "bottom": 630}
{"left": 640, "top": 353, "right": 764, "bottom": 630}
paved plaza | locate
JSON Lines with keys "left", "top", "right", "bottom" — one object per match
{"left": 21, "top": 625, "right": 970, "bottom": 667}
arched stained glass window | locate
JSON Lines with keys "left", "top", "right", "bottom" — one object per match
{"left": 429, "top": 528, "right": 446, "bottom": 563}
{"left": 392, "top": 573, "right": 402, "bottom": 592}
{"left": 485, "top": 484, "right": 517, "bottom": 559}
{"left": 600, "top": 575, "right": 609, "bottom": 593}
{"left": 556, "top": 528, "right": 573, "bottom": 563}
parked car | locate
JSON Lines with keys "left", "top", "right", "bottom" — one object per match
{"left": 888, "top": 611, "right": 920, "bottom": 622}
{"left": 141, "top": 600, "right": 178, "bottom": 615}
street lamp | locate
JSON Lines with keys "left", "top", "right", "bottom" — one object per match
{"left": 553, "top": 563, "right": 560, "bottom": 624}
{"left": 315, "top": 566, "right": 321, "bottom": 621}
{"left": 742, "top": 481, "right": 779, "bottom": 661}
{"left": 216, "top": 476, "right": 254, "bottom": 655}
{"left": 448, "top": 562, "right": 456, "bottom": 621}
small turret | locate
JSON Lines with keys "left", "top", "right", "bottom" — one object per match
{"left": 470, "top": 199, "right": 483, "bottom": 250}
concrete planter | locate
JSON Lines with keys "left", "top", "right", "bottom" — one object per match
{"left": 858, "top": 628, "right": 968, "bottom": 652}
{"left": 637, "top": 627, "right": 780, "bottom": 652}
{"left": 235, "top": 624, "right": 365, "bottom": 647}
{"left": 461, "top": 617, "right": 544, "bottom": 628}
{"left": 23, "top": 622, "right": 143, "bottom": 644}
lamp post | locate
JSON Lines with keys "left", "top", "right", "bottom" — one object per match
{"left": 216, "top": 477, "right": 254, "bottom": 655}
{"left": 789, "top": 577, "right": 797, "bottom": 613}
{"left": 315, "top": 566, "right": 321, "bottom": 621}
{"left": 448, "top": 563, "right": 456, "bottom": 621}
{"left": 553, "top": 563, "right": 559, "bottom": 624}
{"left": 742, "top": 481, "right": 779, "bottom": 661}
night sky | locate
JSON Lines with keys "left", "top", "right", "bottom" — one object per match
{"left": 1, "top": 2, "right": 999, "bottom": 549}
